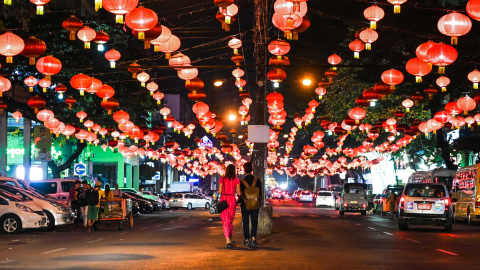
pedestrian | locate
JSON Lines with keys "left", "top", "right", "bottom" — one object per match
{"left": 104, "top": 184, "right": 114, "bottom": 200}
{"left": 218, "top": 164, "right": 241, "bottom": 248}
{"left": 389, "top": 191, "right": 396, "bottom": 219}
{"left": 68, "top": 180, "right": 82, "bottom": 225}
{"left": 87, "top": 181, "right": 105, "bottom": 232}
{"left": 240, "top": 162, "right": 262, "bottom": 247}
{"left": 79, "top": 180, "right": 90, "bottom": 228}
{"left": 112, "top": 183, "right": 123, "bottom": 198}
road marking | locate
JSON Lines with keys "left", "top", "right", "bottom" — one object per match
{"left": 355, "top": 223, "right": 361, "bottom": 226}
{"left": 436, "top": 249, "right": 458, "bottom": 256}
{"left": 407, "top": 239, "right": 420, "bottom": 243}
{"left": 383, "top": 232, "right": 393, "bottom": 236}
{"left": 42, "top": 248, "right": 66, "bottom": 254}
{"left": 0, "top": 259, "right": 15, "bottom": 264}
{"left": 368, "top": 227, "right": 375, "bottom": 230}
{"left": 86, "top": 238, "right": 104, "bottom": 244}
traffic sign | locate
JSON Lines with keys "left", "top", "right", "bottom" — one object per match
{"left": 73, "top": 163, "right": 87, "bottom": 176}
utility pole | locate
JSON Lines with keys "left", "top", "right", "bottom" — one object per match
{"left": 252, "top": 0, "right": 272, "bottom": 234}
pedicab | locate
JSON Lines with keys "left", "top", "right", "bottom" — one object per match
{"left": 98, "top": 198, "right": 133, "bottom": 230}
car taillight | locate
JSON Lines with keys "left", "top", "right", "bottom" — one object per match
{"left": 445, "top": 198, "right": 450, "bottom": 206}
{"left": 400, "top": 197, "right": 405, "bottom": 210}
{"left": 344, "top": 203, "right": 348, "bottom": 207}
{"left": 474, "top": 201, "right": 480, "bottom": 208}
{"left": 362, "top": 204, "right": 366, "bottom": 208}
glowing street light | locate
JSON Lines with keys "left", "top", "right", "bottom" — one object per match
{"left": 228, "top": 113, "right": 237, "bottom": 121}
{"left": 214, "top": 80, "right": 223, "bottom": 87}
{"left": 302, "top": 78, "right": 312, "bottom": 86}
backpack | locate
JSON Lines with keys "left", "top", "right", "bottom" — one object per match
{"left": 241, "top": 177, "right": 260, "bottom": 210}
{"left": 87, "top": 189, "right": 99, "bottom": 206}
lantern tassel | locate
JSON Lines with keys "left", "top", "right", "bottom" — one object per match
{"left": 365, "top": 43, "right": 371, "bottom": 50}
{"left": 6, "top": 56, "right": 12, "bottom": 63}
{"left": 165, "top": 53, "right": 171, "bottom": 59}
{"left": 116, "top": 15, "right": 123, "bottom": 24}
{"left": 394, "top": 5, "right": 400, "bottom": 14}
{"left": 354, "top": 52, "right": 359, "bottom": 59}
{"left": 153, "top": 45, "right": 160, "bottom": 52}
{"left": 138, "top": 32, "right": 145, "bottom": 40}
{"left": 225, "top": 24, "right": 230, "bottom": 32}
{"left": 474, "top": 83, "right": 478, "bottom": 90}
{"left": 144, "top": 41, "right": 151, "bottom": 49}
{"left": 451, "top": 37, "right": 457, "bottom": 46}
{"left": 110, "top": 61, "right": 115, "bottom": 68}
{"left": 4, "top": 0, "right": 12, "bottom": 5}
{"left": 84, "top": 41, "right": 90, "bottom": 49}
{"left": 287, "top": 32, "right": 293, "bottom": 40}
{"left": 225, "top": 16, "right": 231, "bottom": 25}
{"left": 442, "top": 87, "right": 446, "bottom": 92}
{"left": 438, "top": 66, "right": 445, "bottom": 74}
{"left": 370, "top": 21, "right": 376, "bottom": 30}
{"left": 416, "top": 76, "right": 422, "bottom": 83}
{"left": 80, "top": 90, "right": 84, "bottom": 96}
{"left": 36, "top": 6, "right": 44, "bottom": 15}
{"left": 29, "top": 58, "right": 35, "bottom": 65}
{"left": 69, "top": 31, "right": 76, "bottom": 40}
{"left": 29, "top": 87, "right": 33, "bottom": 92}
{"left": 43, "top": 87, "right": 47, "bottom": 93}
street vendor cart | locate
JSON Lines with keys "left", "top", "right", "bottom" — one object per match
{"left": 98, "top": 198, "right": 133, "bottom": 230}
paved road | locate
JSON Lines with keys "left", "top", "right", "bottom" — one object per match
{"left": 2, "top": 199, "right": 480, "bottom": 269}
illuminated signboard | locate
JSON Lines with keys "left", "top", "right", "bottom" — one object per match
{"left": 199, "top": 136, "right": 213, "bottom": 148}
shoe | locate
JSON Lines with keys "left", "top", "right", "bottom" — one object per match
{"left": 226, "top": 243, "right": 232, "bottom": 248}
{"left": 243, "top": 239, "right": 250, "bottom": 246}
{"left": 250, "top": 240, "right": 258, "bottom": 247}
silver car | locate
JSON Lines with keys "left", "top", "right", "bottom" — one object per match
{"left": 169, "top": 193, "right": 211, "bottom": 210}
{"left": 0, "top": 184, "right": 75, "bottom": 231}
{"left": 398, "top": 183, "right": 452, "bottom": 231}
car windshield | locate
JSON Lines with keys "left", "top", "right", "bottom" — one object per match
{"left": 172, "top": 194, "right": 183, "bottom": 198}
{"left": 318, "top": 192, "right": 332, "bottom": 196}
{"left": 0, "top": 190, "right": 23, "bottom": 202}
{"left": 405, "top": 184, "right": 446, "bottom": 198}
{"left": 301, "top": 192, "right": 311, "bottom": 195}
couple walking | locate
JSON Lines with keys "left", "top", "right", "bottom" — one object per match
{"left": 218, "top": 162, "right": 262, "bottom": 248}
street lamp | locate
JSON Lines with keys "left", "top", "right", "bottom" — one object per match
{"left": 228, "top": 113, "right": 237, "bottom": 121}
{"left": 302, "top": 78, "right": 312, "bottom": 86}
{"left": 214, "top": 80, "right": 223, "bottom": 87}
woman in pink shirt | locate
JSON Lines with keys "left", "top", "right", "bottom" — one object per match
{"left": 218, "top": 164, "right": 241, "bottom": 248}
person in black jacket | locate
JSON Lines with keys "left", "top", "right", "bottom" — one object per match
{"left": 79, "top": 181, "right": 91, "bottom": 228}
{"left": 240, "top": 162, "right": 262, "bottom": 247}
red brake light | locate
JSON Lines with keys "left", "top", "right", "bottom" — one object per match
{"left": 400, "top": 197, "right": 405, "bottom": 202}
{"left": 400, "top": 197, "right": 405, "bottom": 210}
{"left": 444, "top": 198, "right": 450, "bottom": 206}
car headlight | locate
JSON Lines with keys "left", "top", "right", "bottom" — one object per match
{"left": 16, "top": 203, "right": 34, "bottom": 213}
{"left": 50, "top": 202, "right": 70, "bottom": 212}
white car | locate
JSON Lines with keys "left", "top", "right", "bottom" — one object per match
{"left": 169, "top": 193, "right": 211, "bottom": 210}
{"left": 316, "top": 191, "right": 335, "bottom": 207}
{"left": 0, "top": 184, "right": 75, "bottom": 231}
{"left": 0, "top": 190, "right": 47, "bottom": 234}
{"left": 298, "top": 191, "right": 314, "bottom": 202}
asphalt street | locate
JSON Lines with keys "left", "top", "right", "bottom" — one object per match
{"left": 2, "top": 199, "right": 480, "bottom": 269}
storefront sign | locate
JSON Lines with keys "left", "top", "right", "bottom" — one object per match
{"left": 199, "top": 136, "right": 213, "bottom": 148}
{"left": 34, "top": 126, "right": 52, "bottom": 161}
{"left": 7, "top": 148, "right": 24, "bottom": 158}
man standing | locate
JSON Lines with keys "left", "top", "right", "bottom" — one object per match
{"left": 112, "top": 183, "right": 123, "bottom": 198}
{"left": 80, "top": 180, "right": 91, "bottom": 228}
{"left": 240, "top": 162, "right": 262, "bottom": 247}
{"left": 68, "top": 180, "right": 82, "bottom": 225}
{"left": 388, "top": 191, "right": 396, "bottom": 219}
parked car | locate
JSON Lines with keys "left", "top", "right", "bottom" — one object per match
{"left": 0, "top": 177, "right": 31, "bottom": 191}
{"left": 271, "top": 189, "right": 285, "bottom": 199}
{"left": 398, "top": 183, "right": 452, "bottom": 231}
{"left": 29, "top": 179, "right": 77, "bottom": 203}
{"left": 298, "top": 191, "right": 314, "bottom": 202}
{"left": 122, "top": 193, "right": 141, "bottom": 215}
{"left": 316, "top": 191, "right": 335, "bottom": 207}
{"left": 380, "top": 185, "right": 404, "bottom": 216}
{"left": 339, "top": 183, "right": 368, "bottom": 216}
{"left": 292, "top": 190, "right": 303, "bottom": 201}
{"left": 169, "top": 193, "right": 211, "bottom": 210}
{"left": 124, "top": 192, "right": 155, "bottom": 213}
{"left": 0, "top": 190, "right": 47, "bottom": 234}
{"left": 0, "top": 184, "right": 75, "bottom": 231}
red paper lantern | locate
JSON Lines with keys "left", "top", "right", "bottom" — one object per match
{"left": 364, "top": 5, "right": 384, "bottom": 30}
{"left": 457, "top": 96, "right": 476, "bottom": 115}
{"left": 160, "top": 107, "right": 171, "bottom": 119}
{"left": 65, "top": 96, "right": 76, "bottom": 110}
{"left": 381, "top": 69, "right": 404, "bottom": 89}
{"left": 153, "top": 91, "right": 164, "bottom": 105}
{"left": 96, "top": 84, "right": 115, "bottom": 100}
{"left": 103, "top": 0, "right": 139, "bottom": 23}
{"left": 77, "top": 26, "right": 96, "bottom": 49}
{"left": 268, "top": 40, "right": 290, "bottom": 59}
{"left": 101, "top": 97, "right": 119, "bottom": 115}
{"left": 445, "top": 101, "right": 462, "bottom": 116}
{"left": 434, "top": 111, "right": 451, "bottom": 124}
{"left": 24, "top": 76, "right": 38, "bottom": 92}
{"left": 424, "top": 85, "right": 438, "bottom": 100}
{"left": 405, "top": 57, "right": 432, "bottom": 83}
{"left": 21, "top": 36, "right": 46, "bottom": 65}
{"left": 402, "top": 98, "right": 414, "bottom": 112}
{"left": 105, "top": 49, "right": 121, "bottom": 68}
{"left": 86, "top": 77, "right": 102, "bottom": 94}
{"left": 178, "top": 67, "right": 199, "bottom": 83}
{"left": 0, "top": 77, "right": 12, "bottom": 97}
{"left": 38, "top": 78, "right": 51, "bottom": 93}
{"left": 291, "top": 15, "right": 310, "bottom": 40}
{"left": 185, "top": 78, "right": 205, "bottom": 91}
{"left": 157, "top": 35, "right": 181, "bottom": 59}
{"left": 348, "top": 39, "right": 364, "bottom": 59}
{"left": 467, "top": 0, "right": 480, "bottom": 21}
{"left": 28, "top": 95, "right": 46, "bottom": 113}
{"left": 55, "top": 83, "right": 67, "bottom": 99}
{"left": 113, "top": 110, "right": 130, "bottom": 124}
{"left": 36, "top": 56, "right": 62, "bottom": 79}
{"left": 137, "top": 71, "right": 150, "bottom": 87}
{"left": 436, "top": 76, "right": 450, "bottom": 92}
{"left": 220, "top": 4, "right": 239, "bottom": 25}
{"left": 348, "top": 107, "right": 366, "bottom": 124}
{"left": 193, "top": 102, "right": 209, "bottom": 116}
{"left": 359, "top": 29, "right": 378, "bottom": 50}
{"left": 93, "top": 30, "right": 109, "bottom": 51}
{"left": 70, "top": 73, "right": 92, "bottom": 96}
{"left": 415, "top": 40, "right": 437, "bottom": 63}
{"left": 315, "top": 87, "right": 326, "bottom": 100}
{"left": 214, "top": 0, "right": 234, "bottom": 7}
{"left": 272, "top": 12, "right": 303, "bottom": 40}
{"left": 373, "top": 81, "right": 394, "bottom": 99}
{"left": 125, "top": 6, "right": 158, "bottom": 40}
{"left": 267, "top": 69, "right": 287, "bottom": 82}
{"left": 355, "top": 95, "right": 370, "bottom": 107}
{"left": 328, "top": 54, "right": 341, "bottom": 70}
{"left": 132, "top": 23, "right": 162, "bottom": 49}
{"left": 128, "top": 62, "right": 142, "bottom": 78}
{"left": 426, "top": 43, "right": 457, "bottom": 74}
{"left": 468, "top": 69, "right": 480, "bottom": 89}
{"left": 0, "top": 32, "right": 25, "bottom": 63}
{"left": 437, "top": 11, "right": 472, "bottom": 45}
{"left": 146, "top": 81, "right": 158, "bottom": 96}
{"left": 363, "top": 88, "right": 381, "bottom": 106}
{"left": 62, "top": 15, "right": 83, "bottom": 40}
{"left": 188, "top": 90, "right": 206, "bottom": 102}
{"left": 169, "top": 53, "right": 191, "bottom": 69}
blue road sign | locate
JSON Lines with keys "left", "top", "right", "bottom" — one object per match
{"left": 74, "top": 163, "right": 87, "bottom": 176}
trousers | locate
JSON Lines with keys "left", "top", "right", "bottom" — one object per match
{"left": 241, "top": 205, "right": 259, "bottom": 239}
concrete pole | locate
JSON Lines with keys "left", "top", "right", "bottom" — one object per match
{"left": 0, "top": 113, "right": 7, "bottom": 177}
{"left": 23, "top": 119, "right": 32, "bottom": 182}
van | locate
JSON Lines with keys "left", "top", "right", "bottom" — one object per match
{"left": 339, "top": 183, "right": 368, "bottom": 216}
{"left": 29, "top": 179, "right": 77, "bottom": 203}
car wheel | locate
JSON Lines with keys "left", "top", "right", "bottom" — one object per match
{"left": 1, "top": 214, "right": 22, "bottom": 234}
{"left": 205, "top": 202, "right": 210, "bottom": 209}
{"left": 444, "top": 223, "right": 453, "bottom": 231}
{"left": 44, "top": 211, "right": 55, "bottom": 231}
{"left": 467, "top": 208, "right": 473, "bottom": 225}
{"left": 187, "top": 203, "right": 193, "bottom": 210}
{"left": 398, "top": 222, "right": 408, "bottom": 231}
